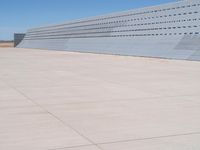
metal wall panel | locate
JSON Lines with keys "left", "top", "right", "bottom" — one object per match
{"left": 18, "top": 0, "right": 200, "bottom": 61}
{"left": 14, "top": 33, "right": 25, "bottom": 47}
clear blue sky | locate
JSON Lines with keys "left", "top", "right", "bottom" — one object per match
{"left": 0, "top": 0, "right": 175, "bottom": 40}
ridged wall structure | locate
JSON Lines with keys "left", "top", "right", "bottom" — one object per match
{"left": 14, "top": 33, "right": 25, "bottom": 47}
{"left": 18, "top": 0, "right": 200, "bottom": 61}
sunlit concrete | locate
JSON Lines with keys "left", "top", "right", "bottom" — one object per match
{"left": 0, "top": 48, "right": 200, "bottom": 150}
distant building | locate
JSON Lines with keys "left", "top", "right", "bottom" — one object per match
{"left": 18, "top": 0, "right": 200, "bottom": 61}
{"left": 14, "top": 33, "right": 25, "bottom": 47}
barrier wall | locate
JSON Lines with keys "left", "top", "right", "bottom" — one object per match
{"left": 14, "top": 33, "right": 25, "bottom": 47}
{"left": 18, "top": 0, "right": 200, "bottom": 61}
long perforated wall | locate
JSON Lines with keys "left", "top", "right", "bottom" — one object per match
{"left": 18, "top": 0, "right": 200, "bottom": 61}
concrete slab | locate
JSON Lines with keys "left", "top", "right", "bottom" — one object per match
{"left": 43, "top": 96, "right": 200, "bottom": 143}
{"left": 0, "top": 48, "right": 200, "bottom": 150}
{"left": 100, "top": 134, "right": 200, "bottom": 150}
{"left": 60, "top": 145, "right": 100, "bottom": 150}
{"left": 0, "top": 106, "right": 91, "bottom": 150}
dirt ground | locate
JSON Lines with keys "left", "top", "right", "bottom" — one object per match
{"left": 0, "top": 42, "right": 14, "bottom": 48}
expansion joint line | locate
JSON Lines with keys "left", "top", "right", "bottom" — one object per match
{"left": 6, "top": 83, "right": 102, "bottom": 150}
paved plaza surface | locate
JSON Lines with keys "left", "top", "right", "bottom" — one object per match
{"left": 0, "top": 48, "right": 200, "bottom": 150}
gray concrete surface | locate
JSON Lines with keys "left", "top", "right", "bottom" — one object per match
{"left": 0, "top": 47, "right": 200, "bottom": 150}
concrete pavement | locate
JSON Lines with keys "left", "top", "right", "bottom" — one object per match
{"left": 0, "top": 48, "right": 200, "bottom": 150}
